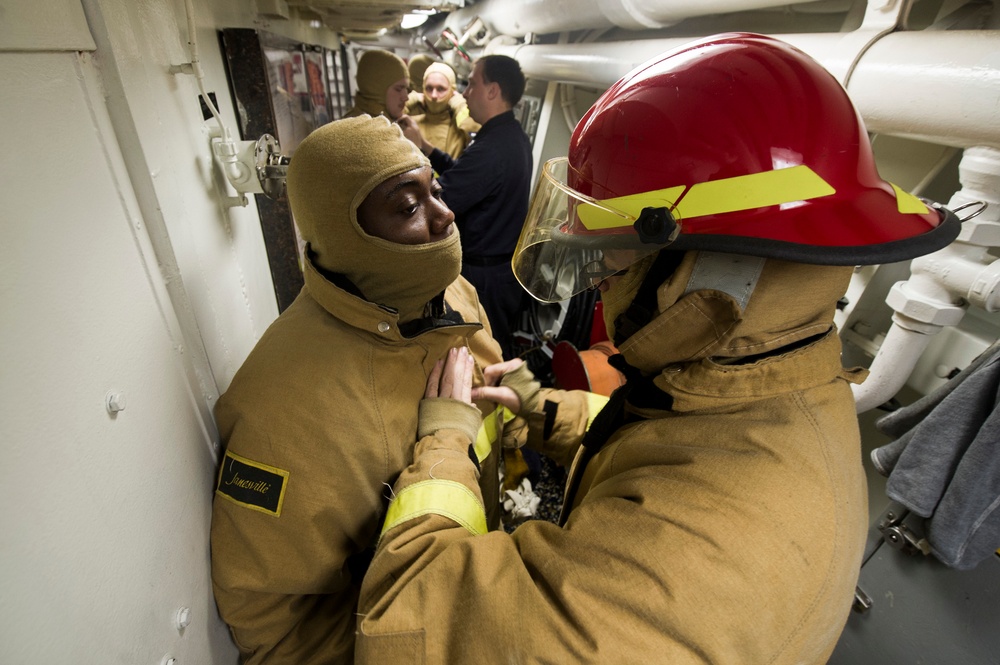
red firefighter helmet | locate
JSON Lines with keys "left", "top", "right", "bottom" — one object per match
{"left": 513, "top": 32, "right": 960, "bottom": 303}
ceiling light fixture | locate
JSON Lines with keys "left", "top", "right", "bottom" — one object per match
{"left": 400, "top": 13, "right": 429, "bottom": 30}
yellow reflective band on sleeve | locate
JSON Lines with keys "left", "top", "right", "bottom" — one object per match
{"left": 585, "top": 392, "right": 610, "bottom": 431}
{"left": 473, "top": 405, "right": 519, "bottom": 462}
{"left": 379, "top": 479, "right": 487, "bottom": 541}
{"left": 576, "top": 165, "right": 835, "bottom": 230}
{"left": 891, "top": 183, "right": 931, "bottom": 214}
{"left": 455, "top": 107, "right": 470, "bottom": 128}
{"left": 473, "top": 406, "right": 503, "bottom": 462}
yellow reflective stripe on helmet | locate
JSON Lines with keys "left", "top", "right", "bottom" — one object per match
{"left": 679, "top": 164, "right": 835, "bottom": 218}
{"left": 891, "top": 183, "right": 931, "bottom": 214}
{"left": 577, "top": 165, "right": 835, "bottom": 231}
{"left": 578, "top": 186, "right": 686, "bottom": 230}
{"left": 380, "top": 479, "right": 487, "bottom": 541}
{"left": 585, "top": 392, "right": 610, "bottom": 430}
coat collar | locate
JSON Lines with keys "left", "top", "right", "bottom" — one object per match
{"left": 476, "top": 109, "right": 516, "bottom": 136}
{"left": 302, "top": 254, "right": 481, "bottom": 341}
{"left": 646, "top": 330, "right": 867, "bottom": 413}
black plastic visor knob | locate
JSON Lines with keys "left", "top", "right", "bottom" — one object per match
{"left": 633, "top": 207, "right": 679, "bottom": 245}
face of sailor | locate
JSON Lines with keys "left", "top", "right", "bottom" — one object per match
{"left": 384, "top": 77, "right": 410, "bottom": 120}
{"left": 356, "top": 165, "right": 455, "bottom": 245}
{"left": 464, "top": 61, "right": 495, "bottom": 124}
{"left": 423, "top": 72, "right": 453, "bottom": 103}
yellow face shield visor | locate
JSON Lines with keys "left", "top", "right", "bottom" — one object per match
{"left": 512, "top": 156, "right": 862, "bottom": 303}
{"left": 513, "top": 157, "right": 682, "bottom": 304}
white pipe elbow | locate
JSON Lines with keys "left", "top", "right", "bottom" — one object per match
{"left": 908, "top": 242, "right": 1000, "bottom": 314}
{"left": 853, "top": 322, "right": 936, "bottom": 414}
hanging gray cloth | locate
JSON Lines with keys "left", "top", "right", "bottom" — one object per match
{"left": 871, "top": 341, "right": 1000, "bottom": 570}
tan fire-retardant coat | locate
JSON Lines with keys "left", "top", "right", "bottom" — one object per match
{"left": 210, "top": 257, "right": 503, "bottom": 664}
{"left": 412, "top": 106, "right": 475, "bottom": 159}
{"left": 356, "top": 255, "right": 870, "bottom": 664}
{"left": 406, "top": 91, "right": 480, "bottom": 159}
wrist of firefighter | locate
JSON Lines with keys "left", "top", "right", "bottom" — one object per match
{"left": 408, "top": 398, "right": 484, "bottom": 484}
{"left": 499, "top": 363, "right": 541, "bottom": 416}
{"left": 417, "top": 397, "right": 482, "bottom": 449}
{"left": 380, "top": 399, "right": 487, "bottom": 543}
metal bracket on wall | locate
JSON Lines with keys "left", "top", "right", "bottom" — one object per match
{"left": 877, "top": 503, "right": 931, "bottom": 557}
{"left": 211, "top": 133, "right": 288, "bottom": 208}
{"left": 852, "top": 501, "right": 931, "bottom": 614}
{"left": 254, "top": 134, "right": 289, "bottom": 201}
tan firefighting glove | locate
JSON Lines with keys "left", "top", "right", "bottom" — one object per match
{"left": 499, "top": 362, "right": 541, "bottom": 416}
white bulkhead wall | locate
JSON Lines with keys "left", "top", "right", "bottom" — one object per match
{"left": 0, "top": 0, "right": 334, "bottom": 662}
{"left": 2, "top": 0, "right": 999, "bottom": 663}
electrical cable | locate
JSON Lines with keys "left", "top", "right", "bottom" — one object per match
{"left": 183, "top": 0, "right": 231, "bottom": 142}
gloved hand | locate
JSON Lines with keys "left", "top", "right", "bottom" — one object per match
{"left": 472, "top": 359, "right": 541, "bottom": 416}
{"left": 448, "top": 92, "right": 468, "bottom": 113}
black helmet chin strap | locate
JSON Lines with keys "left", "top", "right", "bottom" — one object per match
{"left": 612, "top": 249, "right": 685, "bottom": 347}
{"left": 559, "top": 251, "right": 683, "bottom": 525}
{"left": 557, "top": 360, "right": 634, "bottom": 526}
{"left": 557, "top": 351, "right": 674, "bottom": 525}
{"left": 560, "top": 249, "right": 766, "bottom": 525}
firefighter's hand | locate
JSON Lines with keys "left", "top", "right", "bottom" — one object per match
{"left": 397, "top": 115, "right": 431, "bottom": 155}
{"left": 426, "top": 346, "right": 474, "bottom": 405}
{"left": 472, "top": 359, "right": 528, "bottom": 413}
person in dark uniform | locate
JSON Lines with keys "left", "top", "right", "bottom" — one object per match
{"left": 400, "top": 55, "right": 533, "bottom": 359}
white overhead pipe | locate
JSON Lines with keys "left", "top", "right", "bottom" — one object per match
{"left": 852, "top": 147, "right": 1000, "bottom": 413}
{"left": 840, "top": 30, "right": 1000, "bottom": 149}
{"left": 489, "top": 29, "right": 1000, "bottom": 149}
{"left": 489, "top": 38, "right": 691, "bottom": 88}
{"left": 445, "top": 0, "right": 845, "bottom": 36}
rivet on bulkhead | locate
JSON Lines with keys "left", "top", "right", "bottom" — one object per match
{"left": 106, "top": 391, "right": 127, "bottom": 414}
{"left": 175, "top": 607, "right": 192, "bottom": 632}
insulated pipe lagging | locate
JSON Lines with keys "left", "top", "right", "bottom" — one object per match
{"left": 447, "top": 0, "right": 840, "bottom": 36}
{"left": 490, "top": 30, "right": 1000, "bottom": 150}
{"left": 842, "top": 31, "right": 1000, "bottom": 149}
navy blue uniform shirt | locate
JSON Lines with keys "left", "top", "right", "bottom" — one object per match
{"left": 428, "top": 110, "right": 533, "bottom": 260}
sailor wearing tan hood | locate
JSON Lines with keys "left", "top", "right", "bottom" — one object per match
{"left": 209, "top": 115, "right": 507, "bottom": 664}
{"left": 407, "top": 61, "right": 480, "bottom": 158}
{"left": 344, "top": 49, "right": 409, "bottom": 120}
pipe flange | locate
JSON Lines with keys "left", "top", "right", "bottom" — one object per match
{"left": 886, "top": 281, "right": 966, "bottom": 328}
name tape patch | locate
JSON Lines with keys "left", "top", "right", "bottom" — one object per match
{"left": 216, "top": 450, "right": 289, "bottom": 517}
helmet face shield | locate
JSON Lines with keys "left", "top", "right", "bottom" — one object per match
{"left": 513, "top": 158, "right": 667, "bottom": 303}
{"left": 514, "top": 34, "right": 963, "bottom": 303}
